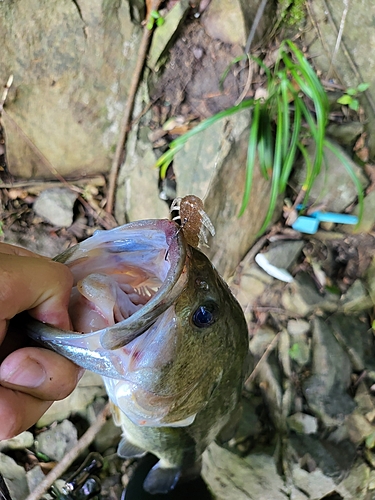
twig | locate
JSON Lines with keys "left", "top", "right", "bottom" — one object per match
{"left": 244, "top": 0, "right": 269, "bottom": 55}
{"left": 105, "top": 0, "right": 162, "bottom": 215}
{"left": 327, "top": 0, "right": 350, "bottom": 79}
{"left": 24, "top": 403, "right": 112, "bottom": 500}
{"left": 0, "top": 75, "right": 13, "bottom": 117}
{"left": 246, "top": 330, "right": 281, "bottom": 384}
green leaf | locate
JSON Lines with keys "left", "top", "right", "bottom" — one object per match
{"left": 346, "top": 87, "right": 357, "bottom": 96}
{"left": 156, "top": 17, "right": 165, "bottom": 26}
{"left": 337, "top": 95, "right": 353, "bottom": 105}
{"left": 349, "top": 99, "right": 359, "bottom": 111}
{"left": 357, "top": 82, "right": 370, "bottom": 92}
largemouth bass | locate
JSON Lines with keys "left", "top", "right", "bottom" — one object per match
{"left": 25, "top": 216, "right": 249, "bottom": 494}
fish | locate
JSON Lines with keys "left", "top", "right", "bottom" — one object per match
{"left": 25, "top": 214, "right": 250, "bottom": 494}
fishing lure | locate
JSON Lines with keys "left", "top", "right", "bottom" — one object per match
{"left": 170, "top": 195, "right": 215, "bottom": 248}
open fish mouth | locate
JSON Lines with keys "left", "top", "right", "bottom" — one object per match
{"left": 26, "top": 219, "right": 188, "bottom": 382}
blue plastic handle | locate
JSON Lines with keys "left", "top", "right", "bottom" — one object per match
{"left": 310, "top": 211, "right": 358, "bottom": 224}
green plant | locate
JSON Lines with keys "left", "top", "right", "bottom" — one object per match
{"left": 337, "top": 83, "right": 370, "bottom": 111}
{"left": 146, "top": 10, "right": 165, "bottom": 30}
{"left": 156, "top": 40, "right": 363, "bottom": 233}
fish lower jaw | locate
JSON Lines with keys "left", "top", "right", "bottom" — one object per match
{"left": 104, "top": 376, "right": 198, "bottom": 428}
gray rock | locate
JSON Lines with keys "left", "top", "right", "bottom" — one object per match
{"left": 1, "top": 0, "right": 141, "bottom": 178}
{"left": 115, "top": 119, "right": 169, "bottom": 224}
{"left": 340, "top": 279, "right": 373, "bottom": 314}
{"left": 0, "top": 431, "right": 34, "bottom": 451}
{"left": 0, "top": 452, "right": 29, "bottom": 500}
{"left": 303, "top": 317, "right": 356, "bottom": 426}
{"left": 37, "top": 370, "right": 106, "bottom": 427}
{"left": 202, "top": 443, "right": 287, "bottom": 500}
{"left": 293, "top": 139, "right": 369, "bottom": 214}
{"left": 325, "top": 313, "right": 373, "bottom": 372}
{"left": 35, "top": 419, "right": 78, "bottom": 461}
{"left": 287, "top": 319, "right": 310, "bottom": 337}
{"left": 304, "top": 0, "right": 375, "bottom": 159}
{"left": 326, "top": 121, "right": 364, "bottom": 146}
{"left": 287, "top": 413, "right": 318, "bottom": 435}
{"left": 201, "top": 0, "right": 275, "bottom": 47}
{"left": 94, "top": 417, "right": 122, "bottom": 453}
{"left": 282, "top": 272, "right": 339, "bottom": 316}
{"left": 343, "top": 190, "right": 375, "bottom": 234}
{"left": 26, "top": 465, "right": 46, "bottom": 494}
{"left": 249, "top": 326, "right": 277, "bottom": 358}
{"left": 261, "top": 240, "right": 305, "bottom": 270}
{"left": 171, "top": 113, "right": 276, "bottom": 278}
{"left": 33, "top": 188, "right": 78, "bottom": 227}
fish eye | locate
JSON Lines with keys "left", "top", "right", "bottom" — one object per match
{"left": 192, "top": 302, "right": 218, "bottom": 328}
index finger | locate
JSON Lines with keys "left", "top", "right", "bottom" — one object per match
{"left": 0, "top": 253, "right": 73, "bottom": 342}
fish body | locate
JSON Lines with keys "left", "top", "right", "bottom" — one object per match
{"left": 25, "top": 218, "right": 249, "bottom": 494}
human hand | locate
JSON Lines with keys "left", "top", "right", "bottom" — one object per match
{"left": 0, "top": 243, "right": 82, "bottom": 439}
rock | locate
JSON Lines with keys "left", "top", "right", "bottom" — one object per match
{"left": 35, "top": 419, "right": 78, "bottom": 461}
{"left": 287, "top": 319, "right": 310, "bottom": 336}
{"left": 303, "top": 317, "right": 356, "bottom": 426}
{"left": 343, "top": 190, "right": 375, "bottom": 234}
{"left": 0, "top": 0, "right": 141, "bottom": 178}
{"left": 291, "top": 465, "right": 338, "bottom": 499}
{"left": 115, "top": 119, "right": 169, "bottom": 224}
{"left": 0, "top": 452, "right": 29, "bottom": 500}
{"left": 249, "top": 326, "right": 277, "bottom": 358}
{"left": 327, "top": 313, "right": 373, "bottom": 372}
{"left": 26, "top": 465, "right": 46, "bottom": 494}
{"left": 4, "top": 224, "right": 71, "bottom": 256}
{"left": 257, "top": 360, "right": 285, "bottom": 432}
{"left": 340, "top": 279, "right": 373, "bottom": 313}
{"left": 201, "top": 0, "right": 275, "bottom": 47}
{"left": 293, "top": 139, "right": 369, "bottom": 214}
{"left": 33, "top": 187, "right": 78, "bottom": 227}
{"left": 287, "top": 319, "right": 311, "bottom": 367}
{"left": 37, "top": 371, "right": 106, "bottom": 427}
{"left": 148, "top": 0, "right": 190, "bottom": 71}
{"left": 0, "top": 431, "right": 34, "bottom": 451}
{"left": 282, "top": 272, "right": 339, "bottom": 316}
{"left": 228, "top": 261, "right": 274, "bottom": 324}
{"left": 202, "top": 443, "right": 287, "bottom": 500}
{"left": 304, "top": 0, "right": 375, "bottom": 159}
{"left": 171, "top": 107, "right": 275, "bottom": 279}
{"left": 326, "top": 121, "right": 364, "bottom": 146}
{"left": 287, "top": 412, "right": 318, "bottom": 435}
{"left": 94, "top": 417, "right": 122, "bottom": 453}
{"left": 344, "top": 411, "right": 375, "bottom": 445}
{"left": 260, "top": 240, "right": 305, "bottom": 270}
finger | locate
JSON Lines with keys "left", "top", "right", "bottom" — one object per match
{"left": 0, "top": 347, "right": 83, "bottom": 401}
{"left": 0, "top": 254, "right": 73, "bottom": 342}
{"left": 0, "top": 242, "right": 45, "bottom": 258}
{"left": 0, "top": 386, "right": 52, "bottom": 440}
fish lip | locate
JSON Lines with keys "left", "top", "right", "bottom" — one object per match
{"left": 25, "top": 219, "right": 188, "bottom": 372}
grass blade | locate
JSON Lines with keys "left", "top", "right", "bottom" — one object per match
{"left": 257, "top": 107, "right": 273, "bottom": 180}
{"left": 238, "top": 100, "right": 261, "bottom": 216}
{"left": 279, "top": 92, "right": 302, "bottom": 191}
{"left": 323, "top": 139, "right": 364, "bottom": 222}
{"left": 257, "top": 98, "right": 283, "bottom": 233}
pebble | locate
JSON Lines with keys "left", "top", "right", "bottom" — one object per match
{"left": 33, "top": 187, "right": 78, "bottom": 227}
